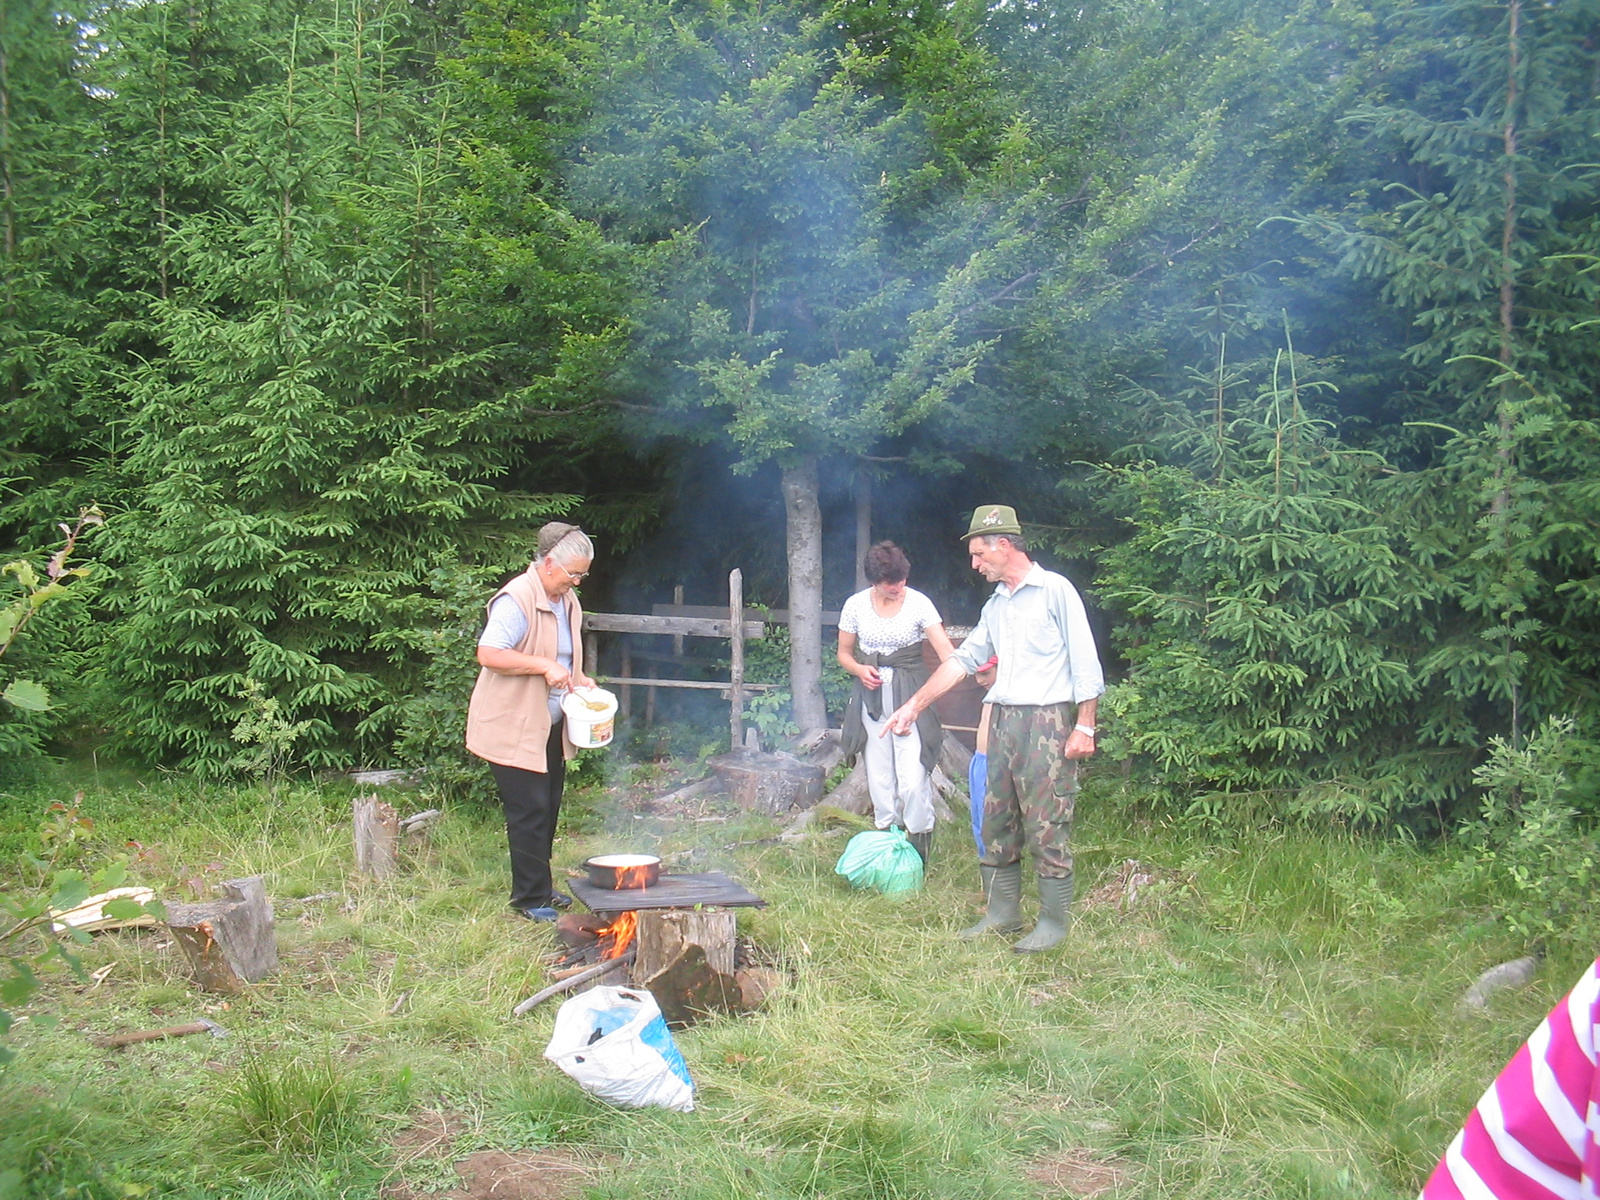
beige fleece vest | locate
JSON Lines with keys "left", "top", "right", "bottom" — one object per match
{"left": 464, "top": 568, "right": 584, "bottom": 772}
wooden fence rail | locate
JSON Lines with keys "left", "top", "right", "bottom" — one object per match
{"left": 581, "top": 568, "right": 760, "bottom": 749}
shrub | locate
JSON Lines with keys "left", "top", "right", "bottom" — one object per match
{"left": 1458, "top": 716, "right": 1600, "bottom": 953}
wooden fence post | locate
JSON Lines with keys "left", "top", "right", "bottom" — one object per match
{"left": 729, "top": 568, "right": 744, "bottom": 751}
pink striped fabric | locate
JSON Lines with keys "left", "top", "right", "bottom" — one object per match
{"left": 1421, "top": 958, "right": 1600, "bottom": 1200}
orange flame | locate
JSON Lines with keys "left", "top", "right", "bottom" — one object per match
{"left": 598, "top": 910, "right": 638, "bottom": 959}
{"left": 617, "top": 864, "right": 653, "bottom": 889}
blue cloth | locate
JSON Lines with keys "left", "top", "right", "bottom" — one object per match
{"left": 968, "top": 750, "right": 987, "bottom": 855}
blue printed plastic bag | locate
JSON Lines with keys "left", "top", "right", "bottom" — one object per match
{"left": 834, "top": 827, "right": 924, "bottom": 893}
{"left": 544, "top": 986, "right": 695, "bottom": 1112}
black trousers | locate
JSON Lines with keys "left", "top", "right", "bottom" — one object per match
{"left": 489, "top": 724, "right": 566, "bottom": 910}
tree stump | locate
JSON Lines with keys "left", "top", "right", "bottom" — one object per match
{"left": 636, "top": 909, "right": 736, "bottom": 977}
{"left": 633, "top": 909, "right": 739, "bottom": 1027}
{"left": 710, "top": 750, "right": 825, "bottom": 815}
{"left": 165, "top": 876, "right": 278, "bottom": 992}
{"left": 353, "top": 794, "right": 400, "bottom": 877}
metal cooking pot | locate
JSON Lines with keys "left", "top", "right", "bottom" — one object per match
{"left": 583, "top": 853, "right": 661, "bottom": 890}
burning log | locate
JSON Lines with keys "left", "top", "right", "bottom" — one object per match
{"left": 598, "top": 910, "right": 639, "bottom": 959}
{"left": 554, "top": 912, "right": 613, "bottom": 951}
{"left": 164, "top": 876, "right": 278, "bottom": 993}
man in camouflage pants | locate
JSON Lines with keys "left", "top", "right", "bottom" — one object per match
{"left": 884, "top": 505, "right": 1103, "bottom": 953}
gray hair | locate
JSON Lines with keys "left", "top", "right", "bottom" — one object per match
{"left": 978, "top": 532, "right": 1028, "bottom": 554}
{"left": 543, "top": 528, "right": 595, "bottom": 567}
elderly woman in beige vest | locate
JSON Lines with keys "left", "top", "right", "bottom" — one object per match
{"left": 466, "top": 524, "right": 595, "bottom": 921}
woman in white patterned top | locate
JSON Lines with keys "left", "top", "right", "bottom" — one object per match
{"left": 837, "top": 541, "right": 954, "bottom": 862}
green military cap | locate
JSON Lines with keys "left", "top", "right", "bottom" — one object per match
{"left": 962, "top": 504, "right": 1022, "bottom": 539}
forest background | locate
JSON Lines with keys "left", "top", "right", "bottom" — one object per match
{"left": 2, "top": 0, "right": 1599, "bottom": 945}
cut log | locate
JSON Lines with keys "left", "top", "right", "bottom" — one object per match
{"left": 399, "top": 809, "right": 441, "bottom": 837}
{"left": 796, "top": 727, "right": 846, "bottom": 778}
{"left": 512, "top": 952, "right": 634, "bottom": 1016}
{"left": 1460, "top": 956, "right": 1542, "bottom": 1012}
{"left": 938, "top": 731, "right": 973, "bottom": 784}
{"left": 639, "top": 944, "right": 738, "bottom": 1028}
{"left": 820, "top": 761, "right": 872, "bottom": 817}
{"left": 353, "top": 795, "right": 400, "bottom": 877}
{"left": 928, "top": 766, "right": 960, "bottom": 824}
{"left": 710, "top": 750, "right": 825, "bottom": 816}
{"left": 347, "top": 769, "right": 415, "bottom": 787}
{"left": 735, "top": 967, "right": 783, "bottom": 1009}
{"left": 165, "top": 876, "right": 278, "bottom": 993}
{"left": 639, "top": 776, "right": 719, "bottom": 813}
{"left": 635, "top": 908, "right": 736, "bottom": 978}
{"left": 633, "top": 908, "right": 739, "bottom": 1027}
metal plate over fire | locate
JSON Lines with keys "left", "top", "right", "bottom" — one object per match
{"left": 567, "top": 870, "right": 765, "bottom": 912}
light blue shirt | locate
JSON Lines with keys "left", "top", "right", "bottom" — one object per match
{"left": 951, "top": 562, "right": 1104, "bottom": 706}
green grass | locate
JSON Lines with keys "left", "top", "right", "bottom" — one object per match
{"left": 0, "top": 759, "right": 1572, "bottom": 1198}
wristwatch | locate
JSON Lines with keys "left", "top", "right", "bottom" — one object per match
{"left": 1073, "top": 724, "right": 1096, "bottom": 737}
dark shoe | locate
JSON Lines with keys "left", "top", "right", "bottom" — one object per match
{"left": 908, "top": 830, "right": 933, "bottom": 866}
{"left": 512, "top": 905, "right": 559, "bottom": 922}
{"left": 549, "top": 889, "right": 574, "bottom": 910}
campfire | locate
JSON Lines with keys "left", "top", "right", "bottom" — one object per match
{"left": 598, "top": 910, "right": 638, "bottom": 959}
{"left": 552, "top": 911, "right": 632, "bottom": 968}
{"left": 524, "top": 865, "right": 780, "bottom": 1027}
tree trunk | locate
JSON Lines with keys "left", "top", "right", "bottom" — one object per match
{"left": 854, "top": 467, "right": 872, "bottom": 591}
{"left": 1496, "top": 0, "right": 1522, "bottom": 745}
{"left": 781, "top": 455, "right": 828, "bottom": 734}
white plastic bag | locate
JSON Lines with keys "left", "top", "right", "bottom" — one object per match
{"left": 543, "top": 985, "right": 696, "bottom": 1112}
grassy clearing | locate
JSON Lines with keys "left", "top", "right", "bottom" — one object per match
{"left": 0, "top": 760, "right": 1572, "bottom": 1199}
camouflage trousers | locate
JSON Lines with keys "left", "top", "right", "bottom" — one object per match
{"left": 979, "top": 702, "right": 1079, "bottom": 879}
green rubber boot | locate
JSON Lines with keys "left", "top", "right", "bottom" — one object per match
{"left": 908, "top": 830, "right": 933, "bottom": 866}
{"left": 1012, "top": 872, "right": 1073, "bottom": 954}
{"left": 959, "top": 864, "right": 1024, "bottom": 939}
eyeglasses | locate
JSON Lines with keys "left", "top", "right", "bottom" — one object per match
{"left": 553, "top": 561, "right": 588, "bottom": 584}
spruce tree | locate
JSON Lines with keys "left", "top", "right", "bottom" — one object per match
{"left": 97, "top": 2, "right": 585, "bottom": 773}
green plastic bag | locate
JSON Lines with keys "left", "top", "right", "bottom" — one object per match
{"left": 834, "top": 828, "right": 924, "bottom": 893}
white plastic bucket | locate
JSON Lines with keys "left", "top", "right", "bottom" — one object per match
{"left": 562, "top": 687, "right": 619, "bottom": 749}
